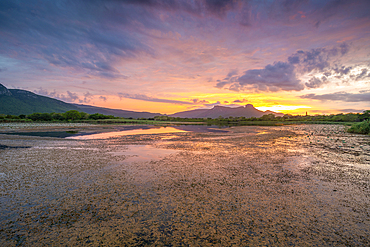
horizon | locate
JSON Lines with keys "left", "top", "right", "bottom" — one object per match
{"left": 0, "top": 1, "right": 369, "bottom": 115}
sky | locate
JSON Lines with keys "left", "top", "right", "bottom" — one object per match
{"left": 0, "top": 0, "right": 369, "bottom": 115}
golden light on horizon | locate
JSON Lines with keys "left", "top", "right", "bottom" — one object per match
{"left": 255, "top": 105, "right": 311, "bottom": 113}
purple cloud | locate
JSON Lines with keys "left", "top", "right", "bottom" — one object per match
{"left": 300, "top": 91, "right": 370, "bottom": 102}
{"left": 118, "top": 93, "right": 193, "bottom": 105}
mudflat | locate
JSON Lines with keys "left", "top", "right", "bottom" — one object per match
{"left": 0, "top": 123, "right": 369, "bottom": 246}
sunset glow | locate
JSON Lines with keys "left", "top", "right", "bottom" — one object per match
{"left": 0, "top": 0, "right": 369, "bottom": 114}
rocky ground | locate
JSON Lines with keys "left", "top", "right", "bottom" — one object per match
{"left": 0, "top": 124, "right": 369, "bottom": 246}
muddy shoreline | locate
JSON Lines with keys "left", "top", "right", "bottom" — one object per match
{"left": 0, "top": 124, "right": 369, "bottom": 246}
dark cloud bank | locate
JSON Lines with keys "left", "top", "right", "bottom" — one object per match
{"left": 1, "top": 0, "right": 369, "bottom": 81}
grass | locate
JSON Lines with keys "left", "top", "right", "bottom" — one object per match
{"left": 347, "top": 120, "right": 370, "bottom": 135}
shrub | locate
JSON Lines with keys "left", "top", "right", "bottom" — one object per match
{"left": 348, "top": 120, "right": 370, "bottom": 135}
{"left": 63, "top": 110, "right": 82, "bottom": 120}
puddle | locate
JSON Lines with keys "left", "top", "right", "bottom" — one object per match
{"left": 0, "top": 125, "right": 231, "bottom": 140}
{"left": 109, "top": 145, "right": 178, "bottom": 162}
{"left": 32, "top": 146, "right": 100, "bottom": 151}
{"left": 0, "top": 144, "right": 31, "bottom": 149}
{"left": 0, "top": 131, "right": 78, "bottom": 138}
{"left": 67, "top": 127, "right": 188, "bottom": 140}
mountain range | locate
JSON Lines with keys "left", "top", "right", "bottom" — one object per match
{"left": 169, "top": 104, "right": 283, "bottom": 118}
{"left": 0, "top": 83, "right": 283, "bottom": 118}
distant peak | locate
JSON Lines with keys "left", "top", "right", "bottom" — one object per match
{"left": 245, "top": 104, "right": 255, "bottom": 108}
{"left": 0, "top": 83, "right": 12, "bottom": 96}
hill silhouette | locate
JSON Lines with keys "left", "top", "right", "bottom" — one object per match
{"left": 0, "top": 84, "right": 79, "bottom": 115}
{"left": 170, "top": 104, "right": 284, "bottom": 118}
{"left": 1, "top": 84, "right": 284, "bottom": 118}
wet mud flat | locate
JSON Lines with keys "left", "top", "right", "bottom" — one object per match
{"left": 0, "top": 124, "right": 369, "bottom": 246}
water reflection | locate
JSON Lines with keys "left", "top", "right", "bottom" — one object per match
{"left": 67, "top": 127, "right": 188, "bottom": 140}
{"left": 110, "top": 145, "right": 178, "bottom": 162}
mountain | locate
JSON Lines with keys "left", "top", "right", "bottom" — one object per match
{"left": 73, "top": 104, "right": 161, "bottom": 118}
{"left": 0, "top": 83, "right": 284, "bottom": 119}
{"left": 169, "top": 104, "right": 284, "bottom": 118}
{"left": 0, "top": 83, "right": 162, "bottom": 118}
{"left": 0, "top": 84, "right": 80, "bottom": 115}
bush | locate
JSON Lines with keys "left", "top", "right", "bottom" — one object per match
{"left": 88, "top": 113, "right": 114, "bottom": 120}
{"left": 51, "top": 113, "right": 65, "bottom": 121}
{"left": 63, "top": 110, "right": 83, "bottom": 120}
{"left": 348, "top": 120, "right": 370, "bottom": 135}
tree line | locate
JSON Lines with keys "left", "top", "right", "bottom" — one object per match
{"left": 0, "top": 110, "right": 118, "bottom": 121}
{"left": 151, "top": 111, "right": 370, "bottom": 124}
{"left": 0, "top": 110, "right": 369, "bottom": 123}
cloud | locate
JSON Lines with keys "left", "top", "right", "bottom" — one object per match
{"left": 300, "top": 92, "right": 370, "bottom": 102}
{"left": 123, "top": 0, "right": 238, "bottom": 17}
{"left": 355, "top": 68, "right": 370, "bottom": 81}
{"left": 118, "top": 93, "right": 193, "bottom": 105}
{"left": 216, "top": 43, "right": 352, "bottom": 92}
{"left": 203, "top": 101, "right": 221, "bottom": 107}
{"left": 82, "top": 91, "right": 94, "bottom": 103}
{"left": 305, "top": 76, "right": 328, "bottom": 89}
{"left": 191, "top": 98, "right": 210, "bottom": 104}
{"left": 215, "top": 69, "right": 238, "bottom": 88}
{"left": 339, "top": 109, "right": 366, "bottom": 113}
{"left": 62, "top": 91, "right": 80, "bottom": 102}
{"left": 237, "top": 61, "right": 304, "bottom": 91}
{"left": 99, "top": 96, "right": 107, "bottom": 102}
{"left": 204, "top": 0, "right": 237, "bottom": 17}
{"left": 332, "top": 66, "right": 352, "bottom": 76}
{"left": 287, "top": 43, "right": 349, "bottom": 74}
{"left": 233, "top": 98, "right": 248, "bottom": 103}
{"left": 34, "top": 88, "right": 81, "bottom": 103}
{"left": 0, "top": 0, "right": 152, "bottom": 79}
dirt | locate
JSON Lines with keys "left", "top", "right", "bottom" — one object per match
{"left": 0, "top": 124, "right": 369, "bottom": 246}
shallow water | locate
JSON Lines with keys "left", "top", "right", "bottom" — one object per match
{"left": 0, "top": 131, "right": 78, "bottom": 138}
{"left": 67, "top": 127, "right": 188, "bottom": 140}
{"left": 0, "top": 125, "right": 229, "bottom": 139}
{"left": 0, "top": 124, "right": 369, "bottom": 246}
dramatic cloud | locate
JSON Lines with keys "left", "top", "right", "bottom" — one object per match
{"left": 237, "top": 61, "right": 303, "bottom": 92}
{"left": 288, "top": 43, "right": 349, "bottom": 73}
{"left": 2, "top": 0, "right": 370, "bottom": 113}
{"left": 300, "top": 92, "right": 370, "bottom": 102}
{"left": 118, "top": 93, "right": 193, "bottom": 105}
{"left": 216, "top": 43, "right": 355, "bottom": 92}
{"left": 0, "top": 0, "right": 152, "bottom": 79}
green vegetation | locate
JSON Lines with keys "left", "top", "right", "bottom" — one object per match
{"left": 0, "top": 90, "right": 79, "bottom": 115}
{"left": 0, "top": 110, "right": 117, "bottom": 122}
{"left": 347, "top": 120, "right": 370, "bottom": 135}
{"left": 1, "top": 110, "right": 370, "bottom": 135}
